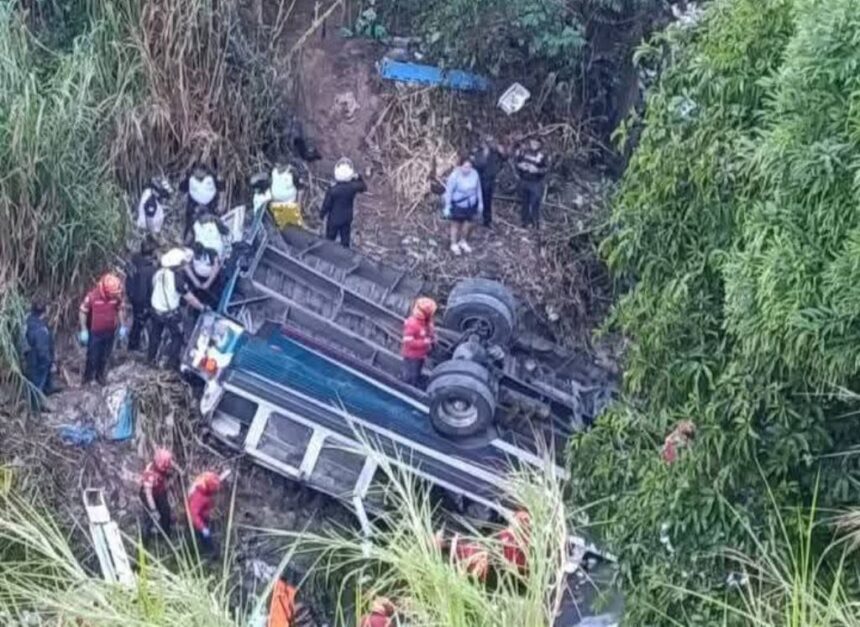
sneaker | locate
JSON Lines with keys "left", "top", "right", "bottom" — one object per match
{"left": 459, "top": 240, "right": 473, "bottom": 254}
{"left": 450, "top": 242, "right": 462, "bottom": 256}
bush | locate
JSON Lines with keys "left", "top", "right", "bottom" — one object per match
{"left": 573, "top": 0, "right": 860, "bottom": 622}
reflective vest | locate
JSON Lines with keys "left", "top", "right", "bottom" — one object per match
{"left": 151, "top": 268, "right": 181, "bottom": 314}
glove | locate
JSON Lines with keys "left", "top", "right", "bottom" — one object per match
{"left": 443, "top": 205, "right": 451, "bottom": 219}
{"left": 200, "top": 526, "right": 211, "bottom": 538}
{"left": 118, "top": 325, "right": 128, "bottom": 340}
{"left": 78, "top": 330, "right": 89, "bottom": 346}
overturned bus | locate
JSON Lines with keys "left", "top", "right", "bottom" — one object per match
{"left": 181, "top": 209, "right": 621, "bottom": 624}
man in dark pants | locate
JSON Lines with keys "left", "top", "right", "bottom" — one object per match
{"left": 471, "top": 136, "right": 506, "bottom": 227}
{"left": 22, "top": 299, "right": 57, "bottom": 410}
{"left": 126, "top": 237, "right": 159, "bottom": 352}
{"left": 139, "top": 448, "right": 174, "bottom": 544}
{"left": 78, "top": 274, "right": 127, "bottom": 385}
{"left": 320, "top": 158, "right": 367, "bottom": 248}
{"left": 515, "top": 139, "right": 549, "bottom": 228}
{"left": 149, "top": 248, "right": 205, "bottom": 370}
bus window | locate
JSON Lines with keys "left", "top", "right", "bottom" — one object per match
{"left": 309, "top": 439, "right": 366, "bottom": 499}
{"left": 257, "top": 412, "right": 313, "bottom": 469}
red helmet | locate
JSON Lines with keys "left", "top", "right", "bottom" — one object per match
{"left": 99, "top": 273, "right": 123, "bottom": 299}
{"left": 412, "top": 297, "right": 437, "bottom": 320}
{"left": 195, "top": 471, "right": 221, "bottom": 494}
{"left": 153, "top": 448, "right": 173, "bottom": 473}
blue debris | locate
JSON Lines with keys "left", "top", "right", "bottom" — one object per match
{"left": 379, "top": 58, "right": 490, "bottom": 92}
{"left": 110, "top": 391, "right": 135, "bottom": 441}
{"left": 58, "top": 424, "right": 98, "bottom": 447}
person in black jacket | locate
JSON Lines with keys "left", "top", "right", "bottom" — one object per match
{"left": 470, "top": 136, "right": 507, "bottom": 227}
{"left": 179, "top": 164, "right": 224, "bottom": 240}
{"left": 515, "top": 138, "right": 549, "bottom": 228}
{"left": 22, "top": 298, "right": 56, "bottom": 410}
{"left": 126, "top": 236, "right": 159, "bottom": 352}
{"left": 320, "top": 158, "right": 367, "bottom": 248}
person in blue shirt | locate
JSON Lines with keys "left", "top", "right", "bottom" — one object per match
{"left": 22, "top": 299, "right": 58, "bottom": 410}
{"left": 443, "top": 154, "right": 483, "bottom": 256}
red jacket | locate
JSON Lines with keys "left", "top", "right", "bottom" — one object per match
{"left": 186, "top": 485, "right": 215, "bottom": 531}
{"left": 80, "top": 288, "right": 121, "bottom": 334}
{"left": 498, "top": 528, "right": 528, "bottom": 570}
{"left": 139, "top": 463, "right": 169, "bottom": 498}
{"left": 401, "top": 315, "right": 434, "bottom": 359}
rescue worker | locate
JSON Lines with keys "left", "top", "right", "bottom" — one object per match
{"left": 269, "top": 164, "right": 304, "bottom": 229}
{"left": 470, "top": 136, "right": 506, "bottom": 228}
{"left": 180, "top": 164, "right": 224, "bottom": 240}
{"left": 401, "top": 297, "right": 437, "bottom": 386}
{"left": 319, "top": 158, "right": 367, "bottom": 248}
{"left": 134, "top": 176, "right": 172, "bottom": 235}
{"left": 267, "top": 573, "right": 316, "bottom": 627}
{"left": 126, "top": 236, "right": 159, "bottom": 352}
{"left": 443, "top": 154, "right": 483, "bottom": 255}
{"left": 434, "top": 530, "right": 490, "bottom": 580}
{"left": 78, "top": 273, "right": 127, "bottom": 385}
{"left": 514, "top": 138, "right": 549, "bottom": 228}
{"left": 139, "top": 447, "right": 175, "bottom": 543}
{"left": 148, "top": 248, "right": 206, "bottom": 370}
{"left": 186, "top": 470, "right": 221, "bottom": 554}
{"left": 21, "top": 298, "right": 57, "bottom": 410}
{"left": 359, "top": 597, "right": 396, "bottom": 627}
{"left": 497, "top": 510, "right": 531, "bottom": 572}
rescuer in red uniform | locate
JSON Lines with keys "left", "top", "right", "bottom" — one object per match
{"left": 78, "top": 273, "right": 127, "bottom": 385}
{"left": 186, "top": 471, "right": 222, "bottom": 554}
{"left": 139, "top": 447, "right": 175, "bottom": 543}
{"left": 401, "top": 297, "right": 437, "bottom": 387}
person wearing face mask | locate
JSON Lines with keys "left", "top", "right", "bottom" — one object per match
{"left": 180, "top": 164, "right": 224, "bottom": 240}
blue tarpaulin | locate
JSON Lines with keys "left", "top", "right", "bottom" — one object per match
{"left": 379, "top": 58, "right": 490, "bottom": 92}
{"left": 110, "top": 391, "right": 135, "bottom": 441}
{"left": 58, "top": 425, "right": 98, "bottom": 447}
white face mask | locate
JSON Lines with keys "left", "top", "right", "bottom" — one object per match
{"left": 189, "top": 175, "right": 217, "bottom": 206}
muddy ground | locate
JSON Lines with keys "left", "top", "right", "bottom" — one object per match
{"left": 0, "top": 0, "right": 617, "bottom": 622}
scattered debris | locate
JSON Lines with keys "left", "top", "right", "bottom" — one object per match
{"left": 498, "top": 82, "right": 531, "bottom": 115}
{"left": 378, "top": 58, "right": 490, "bottom": 92}
{"left": 83, "top": 488, "right": 135, "bottom": 586}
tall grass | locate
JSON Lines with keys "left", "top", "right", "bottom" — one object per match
{"left": 0, "top": 492, "right": 238, "bottom": 626}
{"left": 262, "top": 458, "right": 581, "bottom": 627}
{"left": 671, "top": 491, "right": 860, "bottom": 627}
{"left": 0, "top": 0, "right": 290, "bottom": 394}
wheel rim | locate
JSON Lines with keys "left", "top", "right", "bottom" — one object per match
{"left": 459, "top": 315, "right": 494, "bottom": 340}
{"left": 439, "top": 395, "right": 479, "bottom": 428}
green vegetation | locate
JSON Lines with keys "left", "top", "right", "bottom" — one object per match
{"left": 0, "top": 0, "right": 281, "bottom": 393}
{"left": 574, "top": 0, "right": 860, "bottom": 621}
{"left": 376, "top": 0, "right": 660, "bottom": 78}
{"left": 0, "top": 492, "right": 238, "bottom": 625}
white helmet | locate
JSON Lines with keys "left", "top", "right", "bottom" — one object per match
{"left": 161, "top": 247, "right": 192, "bottom": 269}
{"left": 333, "top": 158, "right": 355, "bottom": 183}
